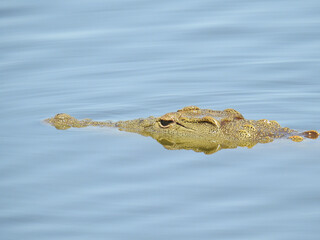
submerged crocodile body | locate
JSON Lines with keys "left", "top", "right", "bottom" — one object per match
{"left": 45, "top": 106, "right": 319, "bottom": 154}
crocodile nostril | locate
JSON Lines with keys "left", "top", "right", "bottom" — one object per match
{"left": 160, "top": 119, "right": 174, "bottom": 128}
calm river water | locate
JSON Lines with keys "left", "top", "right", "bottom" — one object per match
{"left": 1, "top": 0, "right": 320, "bottom": 239}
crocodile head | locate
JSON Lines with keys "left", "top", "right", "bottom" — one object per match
{"left": 44, "top": 106, "right": 318, "bottom": 154}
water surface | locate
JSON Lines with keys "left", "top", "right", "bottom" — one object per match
{"left": 1, "top": 0, "right": 320, "bottom": 239}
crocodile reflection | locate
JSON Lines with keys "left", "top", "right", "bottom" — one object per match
{"left": 44, "top": 106, "right": 319, "bottom": 154}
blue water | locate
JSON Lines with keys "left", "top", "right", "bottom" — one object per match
{"left": 1, "top": 0, "right": 320, "bottom": 239}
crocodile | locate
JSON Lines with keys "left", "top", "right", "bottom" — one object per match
{"left": 44, "top": 106, "right": 319, "bottom": 154}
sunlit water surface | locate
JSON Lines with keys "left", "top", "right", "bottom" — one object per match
{"left": 1, "top": 0, "right": 320, "bottom": 239}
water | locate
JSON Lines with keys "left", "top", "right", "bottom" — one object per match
{"left": 1, "top": 0, "right": 320, "bottom": 239}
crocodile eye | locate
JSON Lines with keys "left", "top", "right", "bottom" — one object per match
{"left": 159, "top": 119, "right": 174, "bottom": 128}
